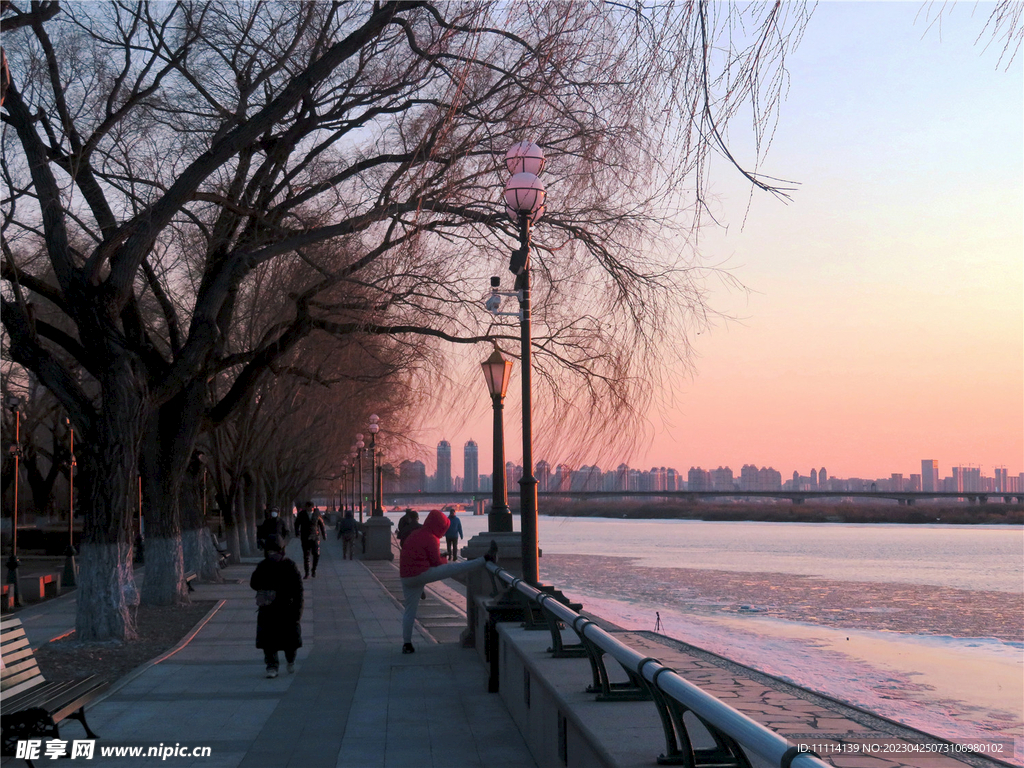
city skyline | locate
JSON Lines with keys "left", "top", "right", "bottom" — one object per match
{"left": 410, "top": 3, "right": 1022, "bottom": 480}
{"left": 400, "top": 439, "right": 1021, "bottom": 495}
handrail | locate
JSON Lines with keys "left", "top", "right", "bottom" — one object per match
{"left": 486, "top": 562, "right": 830, "bottom": 768}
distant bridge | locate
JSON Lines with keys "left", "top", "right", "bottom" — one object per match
{"left": 382, "top": 489, "right": 1023, "bottom": 508}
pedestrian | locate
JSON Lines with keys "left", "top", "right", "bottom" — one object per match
{"left": 444, "top": 507, "right": 463, "bottom": 561}
{"left": 294, "top": 500, "right": 327, "bottom": 578}
{"left": 249, "top": 535, "right": 303, "bottom": 678}
{"left": 398, "top": 509, "right": 497, "bottom": 654}
{"left": 256, "top": 507, "right": 289, "bottom": 555}
{"left": 395, "top": 508, "right": 420, "bottom": 548}
{"left": 336, "top": 509, "right": 359, "bottom": 560}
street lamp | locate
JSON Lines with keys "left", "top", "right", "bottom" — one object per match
{"left": 481, "top": 346, "right": 513, "bottom": 533}
{"left": 368, "top": 415, "right": 382, "bottom": 516}
{"left": 340, "top": 459, "right": 349, "bottom": 514}
{"left": 63, "top": 417, "right": 77, "bottom": 587}
{"left": 503, "top": 141, "right": 546, "bottom": 586}
{"left": 348, "top": 450, "right": 357, "bottom": 515}
{"left": 354, "top": 436, "right": 365, "bottom": 523}
{"left": 5, "top": 394, "right": 23, "bottom": 607}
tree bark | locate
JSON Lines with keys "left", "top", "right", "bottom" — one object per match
{"left": 139, "top": 386, "right": 206, "bottom": 606}
{"left": 234, "top": 490, "right": 251, "bottom": 558}
{"left": 74, "top": 361, "right": 144, "bottom": 641}
{"left": 181, "top": 459, "right": 220, "bottom": 581}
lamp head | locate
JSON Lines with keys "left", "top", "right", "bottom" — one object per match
{"left": 504, "top": 173, "right": 545, "bottom": 222}
{"left": 505, "top": 141, "right": 545, "bottom": 176}
{"left": 480, "top": 346, "right": 513, "bottom": 399}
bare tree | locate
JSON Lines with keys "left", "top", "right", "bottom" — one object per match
{"left": 2, "top": 1, "right": 816, "bottom": 639}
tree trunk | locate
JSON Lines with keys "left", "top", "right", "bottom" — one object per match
{"left": 75, "top": 362, "right": 145, "bottom": 642}
{"left": 181, "top": 459, "right": 220, "bottom": 581}
{"left": 139, "top": 387, "right": 204, "bottom": 606}
{"left": 234, "top": 490, "right": 251, "bottom": 558}
{"left": 243, "top": 475, "right": 258, "bottom": 552}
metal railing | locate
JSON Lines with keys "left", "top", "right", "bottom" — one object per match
{"left": 486, "top": 562, "right": 830, "bottom": 768}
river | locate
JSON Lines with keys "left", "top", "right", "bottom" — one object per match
{"left": 400, "top": 512, "right": 1024, "bottom": 763}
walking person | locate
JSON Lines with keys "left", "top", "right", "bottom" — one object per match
{"left": 294, "top": 500, "right": 327, "bottom": 578}
{"left": 444, "top": 507, "right": 463, "bottom": 561}
{"left": 395, "top": 508, "right": 420, "bottom": 548}
{"left": 336, "top": 509, "right": 359, "bottom": 560}
{"left": 250, "top": 535, "right": 303, "bottom": 678}
{"left": 399, "top": 509, "right": 497, "bottom": 654}
{"left": 256, "top": 506, "right": 290, "bottom": 555}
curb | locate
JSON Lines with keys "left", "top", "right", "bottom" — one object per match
{"left": 88, "top": 598, "right": 226, "bottom": 706}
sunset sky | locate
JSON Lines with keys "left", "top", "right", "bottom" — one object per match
{"left": 416, "top": 2, "right": 1023, "bottom": 482}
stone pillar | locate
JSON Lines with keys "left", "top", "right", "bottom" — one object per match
{"left": 460, "top": 532, "right": 525, "bottom": 653}
{"left": 361, "top": 516, "right": 394, "bottom": 560}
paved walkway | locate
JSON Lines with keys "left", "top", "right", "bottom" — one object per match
{"left": 15, "top": 538, "right": 535, "bottom": 768}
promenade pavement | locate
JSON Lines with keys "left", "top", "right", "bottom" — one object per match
{"left": 13, "top": 536, "right": 536, "bottom": 768}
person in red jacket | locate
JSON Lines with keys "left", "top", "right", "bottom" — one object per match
{"left": 398, "top": 508, "right": 497, "bottom": 654}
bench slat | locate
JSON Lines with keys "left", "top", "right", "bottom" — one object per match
{"left": 4, "top": 677, "right": 109, "bottom": 725}
{"left": 0, "top": 627, "right": 30, "bottom": 651}
{"left": 1, "top": 665, "right": 46, "bottom": 695}
{"left": 2, "top": 655, "right": 43, "bottom": 683}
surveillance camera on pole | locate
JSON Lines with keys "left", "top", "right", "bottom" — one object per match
{"left": 484, "top": 276, "right": 523, "bottom": 319}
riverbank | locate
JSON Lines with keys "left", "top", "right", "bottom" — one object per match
{"left": 541, "top": 500, "right": 1024, "bottom": 525}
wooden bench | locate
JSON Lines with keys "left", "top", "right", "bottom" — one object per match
{"left": 1, "top": 617, "right": 109, "bottom": 763}
{"left": 184, "top": 571, "right": 198, "bottom": 592}
{"left": 209, "top": 533, "right": 231, "bottom": 568}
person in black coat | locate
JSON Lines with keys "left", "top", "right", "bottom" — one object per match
{"left": 256, "top": 507, "right": 290, "bottom": 555}
{"left": 294, "top": 501, "right": 327, "bottom": 578}
{"left": 250, "top": 535, "right": 303, "bottom": 678}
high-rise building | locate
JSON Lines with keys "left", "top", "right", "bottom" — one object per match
{"left": 535, "top": 460, "right": 551, "bottom": 492}
{"left": 710, "top": 466, "right": 734, "bottom": 491}
{"left": 921, "top": 460, "right": 939, "bottom": 493}
{"left": 995, "top": 467, "right": 1008, "bottom": 492}
{"left": 688, "top": 467, "right": 711, "bottom": 491}
{"left": 436, "top": 440, "right": 452, "bottom": 492}
{"left": 819, "top": 467, "right": 828, "bottom": 487}
{"left": 463, "top": 440, "right": 479, "bottom": 493}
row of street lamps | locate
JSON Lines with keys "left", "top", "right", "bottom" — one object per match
{"left": 340, "top": 414, "right": 386, "bottom": 521}
{"left": 4, "top": 397, "right": 79, "bottom": 608}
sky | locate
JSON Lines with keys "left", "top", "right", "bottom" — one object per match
{"left": 414, "top": 2, "right": 1023, "bottom": 482}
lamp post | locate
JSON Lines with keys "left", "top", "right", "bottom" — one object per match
{"left": 362, "top": 414, "right": 394, "bottom": 559}
{"left": 503, "top": 141, "right": 546, "bottom": 586}
{"left": 348, "top": 451, "right": 357, "bottom": 515}
{"left": 63, "top": 417, "right": 77, "bottom": 587}
{"left": 354, "top": 436, "right": 365, "bottom": 523}
{"left": 368, "top": 415, "right": 382, "bottom": 516}
{"left": 340, "top": 459, "right": 349, "bottom": 514}
{"left": 481, "top": 346, "right": 514, "bottom": 533}
{"left": 5, "top": 395, "right": 23, "bottom": 607}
